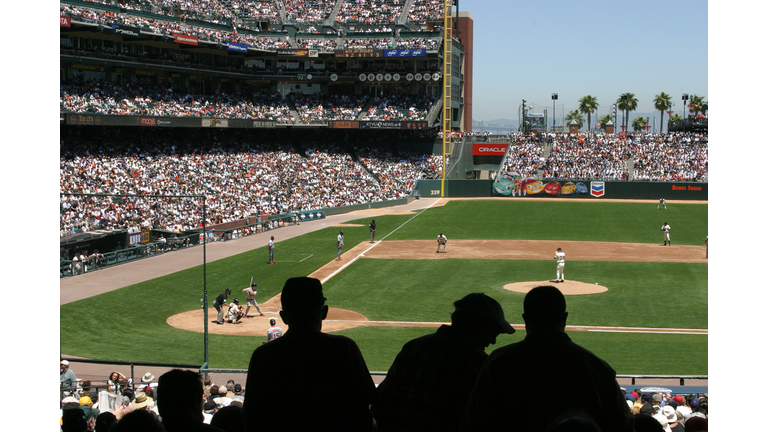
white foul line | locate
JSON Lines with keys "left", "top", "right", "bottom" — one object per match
{"left": 320, "top": 199, "right": 444, "bottom": 284}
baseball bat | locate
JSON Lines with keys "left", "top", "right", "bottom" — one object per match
{"left": 249, "top": 276, "right": 253, "bottom": 287}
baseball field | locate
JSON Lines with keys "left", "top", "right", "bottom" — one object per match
{"left": 59, "top": 198, "right": 708, "bottom": 376}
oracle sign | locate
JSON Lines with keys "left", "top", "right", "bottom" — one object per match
{"left": 140, "top": 117, "right": 157, "bottom": 126}
{"left": 472, "top": 144, "right": 508, "bottom": 156}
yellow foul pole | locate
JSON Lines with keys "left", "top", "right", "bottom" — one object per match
{"left": 441, "top": 0, "right": 452, "bottom": 197}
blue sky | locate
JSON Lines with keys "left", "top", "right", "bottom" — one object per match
{"left": 464, "top": 0, "right": 708, "bottom": 123}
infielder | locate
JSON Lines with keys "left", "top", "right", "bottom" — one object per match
{"left": 336, "top": 230, "right": 344, "bottom": 260}
{"left": 657, "top": 198, "right": 666, "bottom": 209}
{"left": 369, "top": 219, "right": 376, "bottom": 243}
{"left": 436, "top": 233, "right": 447, "bottom": 253}
{"left": 243, "top": 283, "right": 265, "bottom": 317}
{"left": 554, "top": 247, "right": 565, "bottom": 283}
{"left": 268, "top": 236, "right": 275, "bottom": 264}
{"left": 661, "top": 221, "right": 671, "bottom": 246}
{"left": 267, "top": 318, "right": 283, "bottom": 342}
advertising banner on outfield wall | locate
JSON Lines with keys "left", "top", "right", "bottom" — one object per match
{"left": 491, "top": 172, "right": 707, "bottom": 200}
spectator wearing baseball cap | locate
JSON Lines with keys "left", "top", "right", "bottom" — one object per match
{"left": 373, "top": 293, "right": 514, "bottom": 432}
{"left": 243, "top": 277, "right": 375, "bottom": 432}
{"left": 462, "top": 286, "right": 634, "bottom": 432}
{"left": 60, "top": 360, "right": 77, "bottom": 398}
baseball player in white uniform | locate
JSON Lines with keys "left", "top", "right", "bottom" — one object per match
{"left": 657, "top": 198, "right": 666, "bottom": 209}
{"left": 336, "top": 230, "right": 344, "bottom": 260}
{"left": 227, "top": 298, "right": 244, "bottom": 323}
{"left": 661, "top": 221, "right": 671, "bottom": 246}
{"left": 554, "top": 247, "right": 565, "bottom": 283}
{"left": 242, "top": 283, "right": 265, "bottom": 317}
{"left": 436, "top": 233, "right": 447, "bottom": 253}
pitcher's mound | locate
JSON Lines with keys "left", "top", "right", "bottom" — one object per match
{"left": 504, "top": 280, "right": 608, "bottom": 295}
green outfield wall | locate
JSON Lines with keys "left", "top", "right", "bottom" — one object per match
{"left": 416, "top": 179, "right": 707, "bottom": 200}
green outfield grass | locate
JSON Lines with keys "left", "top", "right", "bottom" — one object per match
{"left": 60, "top": 200, "right": 708, "bottom": 374}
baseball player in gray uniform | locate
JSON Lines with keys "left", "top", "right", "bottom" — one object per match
{"left": 657, "top": 198, "right": 666, "bottom": 209}
{"left": 436, "top": 233, "right": 447, "bottom": 253}
{"left": 242, "top": 283, "right": 265, "bottom": 317}
{"left": 661, "top": 221, "right": 671, "bottom": 246}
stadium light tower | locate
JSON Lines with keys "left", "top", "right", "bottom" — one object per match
{"left": 551, "top": 93, "right": 558, "bottom": 132}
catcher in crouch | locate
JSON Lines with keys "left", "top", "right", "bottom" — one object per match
{"left": 227, "top": 298, "right": 245, "bottom": 324}
{"left": 437, "top": 233, "right": 448, "bottom": 253}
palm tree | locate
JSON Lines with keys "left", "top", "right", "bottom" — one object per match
{"left": 653, "top": 92, "right": 672, "bottom": 134}
{"left": 578, "top": 95, "right": 598, "bottom": 132}
{"left": 565, "top": 110, "right": 584, "bottom": 129}
{"left": 616, "top": 93, "right": 638, "bottom": 133}
{"left": 668, "top": 113, "right": 683, "bottom": 130}
{"left": 689, "top": 94, "right": 707, "bottom": 116}
{"left": 598, "top": 114, "right": 612, "bottom": 129}
{"left": 631, "top": 116, "right": 649, "bottom": 133}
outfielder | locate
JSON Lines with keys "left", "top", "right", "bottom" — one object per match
{"left": 268, "top": 236, "right": 275, "bottom": 264}
{"left": 657, "top": 198, "right": 666, "bottom": 209}
{"left": 436, "top": 233, "right": 447, "bottom": 253}
{"left": 661, "top": 221, "right": 671, "bottom": 246}
{"left": 554, "top": 247, "right": 565, "bottom": 283}
{"left": 243, "top": 282, "right": 265, "bottom": 317}
{"left": 336, "top": 230, "right": 344, "bottom": 260}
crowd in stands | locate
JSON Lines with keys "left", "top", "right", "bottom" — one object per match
{"left": 501, "top": 139, "right": 544, "bottom": 179}
{"left": 343, "top": 37, "right": 393, "bottom": 49}
{"left": 290, "top": 93, "right": 369, "bottom": 123}
{"left": 296, "top": 36, "right": 338, "bottom": 51}
{"left": 407, "top": 0, "right": 444, "bottom": 23}
{"left": 395, "top": 36, "right": 440, "bottom": 50}
{"left": 59, "top": 128, "right": 440, "bottom": 238}
{"left": 362, "top": 94, "right": 436, "bottom": 121}
{"left": 508, "top": 132, "right": 709, "bottom": 182}
{"left": 336, "top": 0, "right": 404, "bottom": 24}
{"left": 60, "top": 79, "right": 295, "bottom": 122}
{"left": 284, "top": 0, "right": 335, "bottom": 23}
{"left": 61, "top": 3, "right": 291, "bottom": 51}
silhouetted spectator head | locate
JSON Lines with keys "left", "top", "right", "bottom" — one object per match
{"left": 279, "top": 277, "right": 328, "bottom": 329}
{"left": 633, "top": 413, "right": 665, "bottom": 432}
{"left": 62, "top": 407, "right": 88, "bottom": 432}
{"left": 111, "top": 409, "right": 164, "bottom": 432}
{"left": 94, "top": 412, "right": 116, "bottom": 432}
{"left": 523, "top": 285, "right": 567, "bottom": 329}
{"left": 684, "top": 416, "right": 708, "bottom": 431}
{"left": 211, "top": 404, "right": 246, "bottom": 432}
{"left": 546, "top": 410, "right": 601, "bottom": 432}
{"left": 451, "top": 292, "right": 515, "bottom": 347}
{"left": 157, "top": 369, "right": 205, "bottom": 427}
